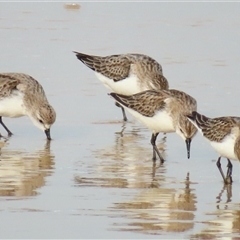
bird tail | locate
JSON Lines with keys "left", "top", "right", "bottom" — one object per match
{"left": 73, "top": 51, "right": 100, "bottom": 71}
{"left": 108, "top": 92, "right": 131, "bottom": 108}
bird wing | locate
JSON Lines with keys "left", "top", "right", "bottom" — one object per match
{"left": 210, "top": 117, "right": 240, "bottom": 140}
{"left": 0, "top": 74, "right": 20, "bottom": 98}
{"left": 197, "top": 114, "right": 240, "bottom": 142}
{"left": 74, "top": 52, "right": 131, "bottom": 81}
{"left": 110, "top": 90, "right": 166, "bottom": 117}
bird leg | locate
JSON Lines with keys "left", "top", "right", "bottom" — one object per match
{"left": 115, "top": 102, "right": 128, "bottom": 121}
{"left": 216, "top": 157, "right": 226, "bottom": 182}
{"left": 150, "top": 133, "right": 164, "bottom": 163}
{"left": 216, "top": 157, "right": 232, "bottom": 184}
{"left": 225, "top": 158, "right": 233, "bottom": 184}
{"left": 0, "top": 117, "right": 13, "bottom": 136}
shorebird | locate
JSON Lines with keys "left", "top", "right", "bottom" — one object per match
{"left": 74, "top": 52, "right": 168, "bottom": 121}
{"left": 109, "top": 89, "right": 197, "bottom": 162}
{"left": 0, "top": 73, "right": 56, "bottom": 140}
{"left": 187, "top": 111, "right": 240, "bottom": 184}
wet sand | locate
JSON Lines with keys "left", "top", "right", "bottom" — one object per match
{"left": 0, "top": 2, "right": 240, "bottom": 238}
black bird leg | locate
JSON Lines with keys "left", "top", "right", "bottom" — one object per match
{"left": 216, "top": 157, "right": 226, "bottom": 182}
{"left": 0, "top": 116, "right": 13, "bottom": 136}
{"left": 115, "top": 102, "right": 128, "bottom": 121}
{"left": 150, "top": 133, "right": 164, "bottom": 163}
{"left": 225, "top": 158, "right": 233, "bottom": 184}
{"left": 216, "top": 157, "right": 233, "bottom": 184}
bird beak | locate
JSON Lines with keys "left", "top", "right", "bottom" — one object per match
{"left": 45, "top": 129, "right": 51, "bottom": 140}
{"left": 185, "top": 138, "right": 192, "bottom": 159}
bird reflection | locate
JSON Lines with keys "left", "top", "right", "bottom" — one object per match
{"left": 0, "top": 138, "right": 9, "bottom": 156}
{"left": 148, "top": 160, "right": 164, "bottom": 188}
{"left": 74, "top": 122, "right": 167, "bottom": 189}
{"left": 112, "top": 123, "right": 167, "bottom": 163}
{"left": 216, "top": 184, "right": 232, "bottom": 208}
{"left": 0, "top": 140, "right": 54, "bottom": 197}
{"left": 115, "top": 121, "right": 127, "bottom": 137}
{"left": 74, "top": 123, "right": 198, "bottom": 235}
{"left": 191, "top": 184, "right": 240, "bottom": 239}
{"left": 111, "top": 172, "right": 197, "bottom": 234}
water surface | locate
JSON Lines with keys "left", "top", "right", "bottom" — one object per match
{"left": 0, "top": 2, "right": 240, "bottom": 239}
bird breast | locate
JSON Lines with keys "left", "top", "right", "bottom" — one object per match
{"left": 0, "top": 90, "right": 25, "bottom": 117}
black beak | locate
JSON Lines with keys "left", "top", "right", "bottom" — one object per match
{"left": 185, "top": 138, "right": 192, "bottom": 159}
{"left": 45, "top": 129, "right": 51, "bottom": 140}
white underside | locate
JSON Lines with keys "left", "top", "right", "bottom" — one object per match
{"left": 125, "top": 107, "right": 175, "bottom": 134}
{"left": 95, "top": 72, "right": 147, "bottom": 95}
{"left": 210, "top": 134, "right": 238, "bottom": 160}
{"left": 194, "top": 124, "right": 238, "bottom": 160}
{"left": 0, "top": 91, "right": 25, "bottom": 118}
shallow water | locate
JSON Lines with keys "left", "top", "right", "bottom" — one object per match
{"left": 0, "top": 2, "right": 240, "bottom": 239}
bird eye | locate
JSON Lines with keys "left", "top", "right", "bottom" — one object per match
{"left": 180, "top": 128, "right": 183, "bottom": 133}
{"left": 39, "top": 119, "right": 43, "bottom": 124}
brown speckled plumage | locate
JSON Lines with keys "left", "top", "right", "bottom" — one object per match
{"left": 110, "top": 90, "right": 166, "bottom": 117}
{"left": 110, "top": 89, "right": 197, "bottom": 124}
{"left": 110, "top": 89, "right": 197, "bottom": 162}
{"left": 189, "top": 111, "right": 240, "bottom": 142}
{"left": 0, "top": 73, "right": 47, "bottom": 99}
{"left": 187, "top": 111, "right": 240, "bottom": 184}
{"left": 0, "top": 73, "right": 56, "bottom": 139}
{"left": 74, "top": 52, "right": 169, "bottom": 90}
{"left": 74, "top": 52, "right": 169, "bottom": 121}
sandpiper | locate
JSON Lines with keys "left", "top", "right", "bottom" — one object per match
{"left": 110, "top": 89, "right": 197, "bottom": 162}
{"left": 0, "top": 73, "right": 56, "bottom": 140}
{"left": 187, "top": 111, "right": 240, "bottom": 184}
{"left": 74, "top": 52, "right": 168, "bottom": 121}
